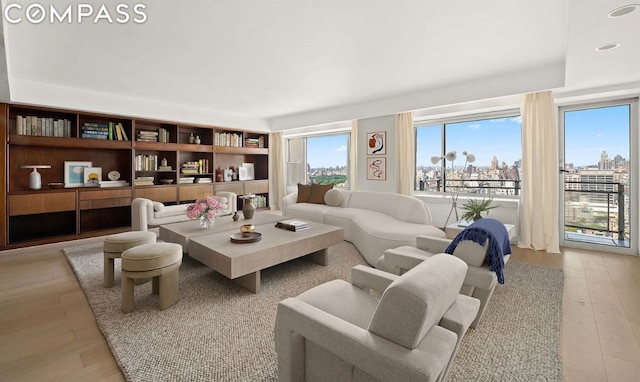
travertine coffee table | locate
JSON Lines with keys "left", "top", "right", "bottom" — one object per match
{"left": 188, "top": 221, "right": 344, "bottom": 293}
{"left": 159, "top": 213, "right": 283, "bottom": 252}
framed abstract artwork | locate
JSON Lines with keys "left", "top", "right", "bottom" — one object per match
{"left": 366, "top": 131, "right": 386, "bottom": 155}
{"left": 366, "top": 157, "right": 386, "bottom": 180}
{"left": 64, "top": 161, "right": 92, "bottom": 188}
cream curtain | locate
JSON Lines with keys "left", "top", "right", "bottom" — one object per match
{"left": 519, "top": 91, "right": 560, "bottom": 253}
{"left": 269, "top": 132, "right": 286, "bottom": 210}
{"left": 395, "top": 112, "right": 415, "bottom": 195}
{"left": 350, "top": 120, "right": 358, "bottom": 190}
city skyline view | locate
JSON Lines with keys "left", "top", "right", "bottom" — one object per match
{"left": 304, "top": 104, "right": 630, "bottom": 170}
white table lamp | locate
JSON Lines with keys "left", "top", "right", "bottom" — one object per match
{"left": 21, "top": 165, "right": 52, "bottom": 190}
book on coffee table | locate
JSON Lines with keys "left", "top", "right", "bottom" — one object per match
{"left": 275, "top": 219, "right": 310, "bottom": 232}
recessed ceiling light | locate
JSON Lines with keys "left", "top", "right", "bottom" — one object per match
{"left": 596, "top": 42, "right": 621, "bottom": 51}
{"left": 608, "top": 4, "right": 638, "bottom": 18}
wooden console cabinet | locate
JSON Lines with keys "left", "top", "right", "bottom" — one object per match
{"left": 1, "top": 103, "right": 270, "bottom": 249}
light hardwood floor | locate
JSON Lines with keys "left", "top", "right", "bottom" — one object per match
{"left": 1, "top": 236, "right": 639, "bottom": 381}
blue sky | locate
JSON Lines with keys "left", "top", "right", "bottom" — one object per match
{"left": 305, "top": 104, "right": 630, "bottom": 169}
{"left": 306, "top": 134, "right": 348, "bottom": 168}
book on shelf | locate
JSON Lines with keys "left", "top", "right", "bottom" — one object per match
{"left": 16, "top": 115, "right": 72, "bottom": 137}
{"left": 179, "top": 177, "right": 195, "bottom": 184}
{"left": 275, "top": 219, "right": 310, "bottom": 232}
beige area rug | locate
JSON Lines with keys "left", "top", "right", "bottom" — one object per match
{"left": 63, "top": 242, "right": 563, "bottom": 382}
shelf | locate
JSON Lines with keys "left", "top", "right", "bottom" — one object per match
{"left": 8, "top": 135, "right": 132, "bottom": 149}
{"left": 134, "top": 141, "right": 179, "bottom": 151}
{"left": 214, "top": 146, "right": 268, "bottom": 155}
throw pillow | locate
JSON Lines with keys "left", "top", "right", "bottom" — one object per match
{"left": 324, "top": 189, "right": 343, "bottom": 207}
{"left": 309, "top": 183, "right": 334, "bottom": 204}
{"left": 296, "top": 183, "right": 312, "bottom": 203}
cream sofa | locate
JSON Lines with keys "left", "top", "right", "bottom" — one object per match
{"left": 131, "top": 192, "right": 236, "bottom": 231}
{"left": 282, "top": 189, "right": 445, "bottom": 267}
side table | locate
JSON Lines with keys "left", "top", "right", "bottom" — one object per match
{"left": 445, "top": 221, "right": 516, "bottom": 240}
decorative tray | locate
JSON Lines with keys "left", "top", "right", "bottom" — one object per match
{"left": 230, "top": 232, "right": 262, "bottom": 243}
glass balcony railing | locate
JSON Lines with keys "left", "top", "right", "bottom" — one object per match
{"left": 563, "top": 180, "right": 628, "bottom": 246}
{"left": 416, "top": 178, "right": 522, "bottom": 196}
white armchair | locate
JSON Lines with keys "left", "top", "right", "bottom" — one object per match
{"left": 383, "top": 233, "right": 510, "bottom": 328}
{"left": 131, "top": 192, "right": 237, "bottom": 231}
{"left": 274, "top": 254, "right": 480, "bottom": 382}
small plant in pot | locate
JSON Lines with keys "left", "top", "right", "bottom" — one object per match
{"left": 460, "top": 197, "right": 498, "bottom": 222}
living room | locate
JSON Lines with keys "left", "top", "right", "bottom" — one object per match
{"left": 1, "top": 1, "right": 640, "bottom": 381}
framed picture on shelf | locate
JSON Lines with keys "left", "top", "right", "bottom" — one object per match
{"left": 239, "top": 163, "right": 255, "bottom": 181}
{"left": 83, "top": 167, "right": 102, "bottom": 187}
{"left": 366, "top": 131, "right": 386, "bottom": 155}
{"left": 366, "top": 157, "right": 386, "bottom": 180}
{"left": 64, "top": 161, "right": 92, "bottom": 188}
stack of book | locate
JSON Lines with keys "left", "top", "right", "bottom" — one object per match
{"left": 194, "top": 177, "right": 213, "bottom": 183}
{"left": 99, "top": 180, "right": 130, "bottom": 188}
{"left": 275, "top": 219, "right": 310, "bottom": 232}
{"left": 244, "top": 136, "right": 265, "bottom": 148}
{"left": 81, "top": 123, "right": 109, "bottom": 139}
{"left": 181, "top": 162, "right": 200, "bottom": 174}
{"left": 134, "top": 176, "right": 155, "bottom": 186}
{"left": 137, "top": 130, "right": 159, "bottom": 142}
{"left": 179, "top": 177, "right": 195, "bottom": 184}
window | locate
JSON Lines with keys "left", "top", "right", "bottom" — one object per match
{"left": 286, "top": 133, "right": 350, "bottom": 189}
{"left": 415, "top": 111, "right": 522, "bottom": 196}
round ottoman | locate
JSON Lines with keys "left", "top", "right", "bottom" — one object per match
{"left": 120, "top": 243, "right": 183, "bottom": 313}
{"left": 103, "top": 231, "right": 157, "bottom": 287}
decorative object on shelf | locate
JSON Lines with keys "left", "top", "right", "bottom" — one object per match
{"left": 241, "top": 194, "right": 258, "bottom": 219}
{"left": 161, "top": 158, "right": 168, "bottom": 167}
{"left": 223, "top": 168, "right": 233, "bottom": 182}
{"left": 239, "top": 163, "right": 255, "bottom": 181}
{"left": 186, "top": 196, "right": 224, "bottom": 230}
{"left": 47, "top": 182, "right": 64, "bottom": 189}
{"left": 232, "top": 211, "right": 240, "bottom": 221}
{"left": 194, "top": 135, "right": 201, "bottom": 144}
{"left": 83, "top": 167, "right": 102, "bottom": 187}
{"left": 64, "top": 161, "right": 93, "bottom": 188}
{"left": 367, "top": 131, "right": 386, "bottom": 155}
{"left": 240, "top": 224, "right": 255, "bottom": 237}
{"left": 107, "top": 170, "right": 121, "bottom": 181}
{"left": 160, "top": 179, "right": 174, "bottom": 184}
{"left": 461, "top": 196, "right": 498, "bottom": 222}
{"left": 430, "top": 151, "right": 476, "bottom": 226}
{"left": 189, "top": 133, "right": 195, "bottom": 144}
{"left": 20, "top": 165, "right": 51, "bottom": 190}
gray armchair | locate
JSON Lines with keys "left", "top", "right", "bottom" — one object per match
{"left": 274, "top": 254, "right": 480, "bottom": 382}
{"left": 382, "top": 234, "right": 510, "bottom": 328}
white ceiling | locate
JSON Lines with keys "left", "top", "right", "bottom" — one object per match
{"left": 1, "top": 0, "right": 639, "bottom": 131}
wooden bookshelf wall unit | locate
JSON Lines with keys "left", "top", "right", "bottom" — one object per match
{"left": 1, "top": 104, "right": 270, "bottom": 249}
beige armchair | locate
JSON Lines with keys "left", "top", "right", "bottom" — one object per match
{"left": 131, "top": 192, "right": 236, "bottom": 231}
{"left": 382, "top": 234, "right": 510, "bottom": 328}
{"left": 274, "top": 254, "right": 480, "bottom": 382}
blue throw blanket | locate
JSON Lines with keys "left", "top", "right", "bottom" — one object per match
{"left": 444, "top": 218, "right": 511, "bottom": 284}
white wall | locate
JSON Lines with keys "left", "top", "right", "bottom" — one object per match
{"left": 357, "top": 115, "right": 396, "bottom": 192}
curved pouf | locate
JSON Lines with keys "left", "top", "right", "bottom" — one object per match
{"left": 120, "top": 243, "right": 183, "bottom": 313}
{"left": 103, "top": 231, "right": 157, "bottom": 288}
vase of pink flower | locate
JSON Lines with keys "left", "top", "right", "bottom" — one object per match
{"left": 186, "top": 196, "right": 224, "bottom": 229}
